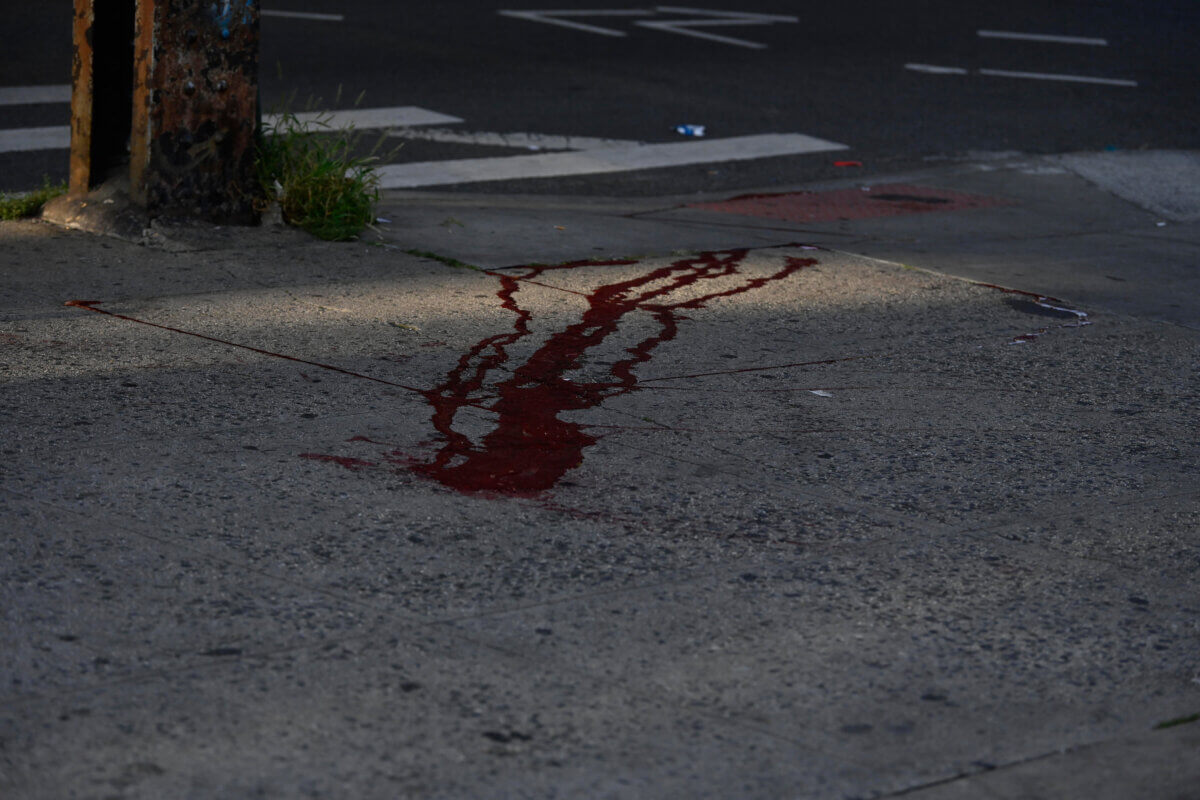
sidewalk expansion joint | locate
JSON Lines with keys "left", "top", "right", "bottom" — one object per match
{"left": 880, "top": 748, "right": 1063, "bottom": 798}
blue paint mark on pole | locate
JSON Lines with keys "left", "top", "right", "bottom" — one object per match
{"left": 211, "top": 1, "right": 255, "bottom": 40}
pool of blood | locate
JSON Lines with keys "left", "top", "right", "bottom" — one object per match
{"left": 410, "top": 250, "right": 817, "bottom": 495}
{"left": 65, "top": 251, "right": 818, "bottom": 498}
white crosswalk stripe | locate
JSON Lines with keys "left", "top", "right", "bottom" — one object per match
{"left": 0, "top": 106, "right": 465, "bottom": 155}
{"left": 0, "top": 126, "right": 70, "bottom": 153}
{"left": 0, "top": 90, "right": 851, "bottom": 188}
{"left": 376, "top": 133, "right": 848, "bottom": 189}
{"left": 0, "top": 85, "right": 71, "bottom": 106}
{"left": 266, "top": 107, "right": 464, "bottom": 131}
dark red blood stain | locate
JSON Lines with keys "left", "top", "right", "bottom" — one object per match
{"left": 299, "top": 453, "right": 378, "bottom": 471}
{"left": 411, "top": 250, "right": 816, "bottom": 496}
{"left": 65, "top": 250, "right": 819, "bottom": 498}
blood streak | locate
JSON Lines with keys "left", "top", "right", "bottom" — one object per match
{"left": 63, "top": 300, "right": 423, "bottom": 393}
{"left": 412, "top": 250, "right": 816, "bottom": 495}
{"left": 64, "top": 250, "right": 819, "bottom": 498}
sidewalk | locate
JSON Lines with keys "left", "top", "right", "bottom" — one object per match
{"left": 2, "top": 151, "right": 1198, "bottom": 799}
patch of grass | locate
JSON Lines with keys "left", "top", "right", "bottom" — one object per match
{"left": 1154, "top": 712, "right": 1200, "bottom": 730}
{"left": 255, "top": 100, "right": 391, "bottom": 241}
{"left": 0, "top": 178, "right": 67, "bottom": 221}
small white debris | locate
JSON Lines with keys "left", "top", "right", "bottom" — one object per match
{"left": 810, "top": 390, "right": 834, "bottom": 398}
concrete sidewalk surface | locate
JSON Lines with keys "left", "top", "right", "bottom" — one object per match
{"left": 1, "top": 151, "right": 1198, "bottom": 798}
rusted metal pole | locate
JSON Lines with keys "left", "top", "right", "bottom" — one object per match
{"left": 69, "top": 0, "right": 136, "bottom": 196}
{"left": 133, "top": 0, "right": 260, "bottom": 222}
{"left": 66, "top": 0, "right": 260, "bottom": 224}
{"left": 68, "top": 0, "right": 95, "bottom": 196}
{"left": 128, "top": 0, "right": 154, "bottom": 198}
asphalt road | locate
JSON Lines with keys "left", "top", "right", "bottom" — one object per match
{"left": 1, "top": 1, "right": 1197, "bottom": 194}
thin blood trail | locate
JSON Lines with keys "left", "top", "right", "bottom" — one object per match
{"left": 66, "top": 249, "right": 820, "bottom": 498}
{"left": 412, "top": 250, "right": 817, "bottom": 495}
{"left": 63, "top": 300, "right": 425, "bottom": 394}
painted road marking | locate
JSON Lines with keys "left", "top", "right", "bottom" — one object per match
{"left": 0, "top": 126, "right": 69, "bottom": 153}
{"left": 977, "top": 30, "right": 1108, "bottom": 46}
{"left": 498, "top": 9, "right": 654, "bottom": 37}
{"left": 375, "top": 133, "right": 849, "bottom": 189}
{"left": 387, "top": 128, "right": 638, "bottom": 151}
{"left": 906, "top": 64, "right": 1136, "bottom": 87}
{"left": 0, "top": 96, "right": 848, "bottom": 191}
{"left": 0, "top": 85, "right": 71, "bottom": 106}
{"left": 268, "top": 106, "right": 465, "bottom": 130}
{"left": 499, "top": 7, "right": 795, "bottom": 47}
{"left": 977, "top": 68, "right": 1136, "bottom": 87}
{"left": 904, "top": 63, "right": 968, "bottom": 75}
{"left": 262, "top": 10, "right": 345, "bottom": 22}
{"left": 0, "top": 107, "right": 462, "bottom": 155}
{"left": 636, "top": 7, "right": 798, "bottom": 49}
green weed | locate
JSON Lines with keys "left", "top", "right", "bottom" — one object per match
{"left": 0, "top": 178, "right": 67, "bottom": 221}
{"left": 255, "top": 98, "right": 391, "bottom": 242}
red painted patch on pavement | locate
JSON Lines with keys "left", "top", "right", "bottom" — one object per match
{"left": 688, "top": 184, "right": 1012, "bottom": 223}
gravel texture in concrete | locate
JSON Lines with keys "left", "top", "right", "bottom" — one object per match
{"left": 2, "top": 155, "right": 1198, "bottom": 798}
